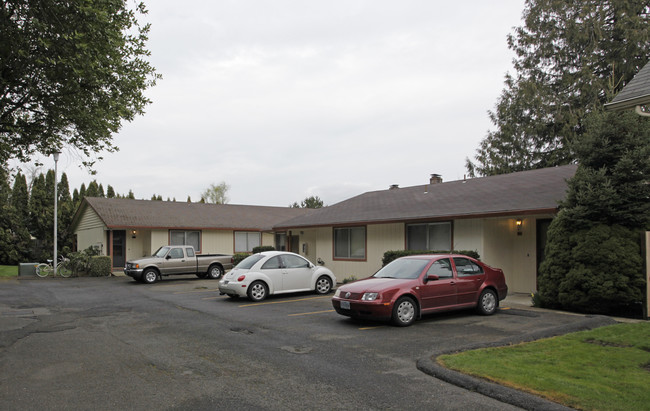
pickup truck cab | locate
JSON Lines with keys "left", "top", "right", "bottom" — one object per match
{"left": 124, "top": 245, "right": 234, "bottom": 284}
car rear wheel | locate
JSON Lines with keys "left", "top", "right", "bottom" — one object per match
{"left": 247, "top": 281, "right": 268, "bottom": 302}
{"left": 142, "top": 268, "right": 158, "bottom": 284}
{"left": 315, "top": 276, "right": 332, "bottom": 294}
{"left": 208, "top": 264, "right": 224, "bottom": 279}
{"left": 392, "top": 296, "right": 417, "bottom": 327}
{"left": 477, "top": 289, "right": 498, "bottom": 315}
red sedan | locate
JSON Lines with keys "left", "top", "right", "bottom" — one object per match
{"left": 331, "top": 254, "right": 508, "bottom": 326}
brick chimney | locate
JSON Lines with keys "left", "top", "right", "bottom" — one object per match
{"left": 430, "top": 174, "right": 442, "bottom": 184}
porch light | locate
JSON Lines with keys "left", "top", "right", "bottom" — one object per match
{"left": 131, "top": 230, "right": 137, "bottom": 238}
{"left": 516, "top": 219, "right": 522, "bottom": 236}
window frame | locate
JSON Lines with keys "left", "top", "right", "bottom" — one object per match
{"left": 405, "top": 221, "right": 452, "bottom": 251}
{"left": 169, "top": 230, "right": 201, "bottom": 253}
{"left": 234, "top": 231, "right": 262, "bottom": 253}
{"left": 333, "top": 226, "right": 367, "bottom": 261}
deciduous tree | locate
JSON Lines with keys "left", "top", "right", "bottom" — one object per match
{"left": 0, "top": 0, "right": 160, "bottom": 167}
{"left": 201, "top": 182, "right": 230, "bottom": 204}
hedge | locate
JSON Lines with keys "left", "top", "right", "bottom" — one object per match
{"left": 382, "top": 250, "right": 480, "bottom": 266}
{"left": 88, "top": 256, "right": 112, "bottom": 277}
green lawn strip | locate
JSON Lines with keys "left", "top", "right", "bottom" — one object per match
{"left": 0, "top": 265, "right": 18, "bottom": 277}
{"left": 438, "top": 323, "right": 650, "bottom": 411}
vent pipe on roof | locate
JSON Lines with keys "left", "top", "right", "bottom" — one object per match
{"left": 389, "top": 184, "right": 399, "bottom": 190}
{"left": 430, "top": 174, "right": 442, "bottom": 184}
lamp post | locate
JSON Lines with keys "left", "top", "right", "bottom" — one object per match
{"left": 53, "top": 152, "right": 60, "bottom": 275}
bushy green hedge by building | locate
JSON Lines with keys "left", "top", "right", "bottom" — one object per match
{"left": 382, "top": 250, "right": 480, "bottom": 267}
{"left": 88, "top": 256, "right": 111, "bottom": 277}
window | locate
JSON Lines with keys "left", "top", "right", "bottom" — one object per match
{"left": 168, "top": 248, "right": 184, "bottom": 259}
{"left": 406, "top": 222, "right": 451, "bottom": 251}
{"left": 453, "top": 257, "right": 483, "bottom": 276}
{"left": 334, "top": 227, "right": 366, "bottom": 260}
{"left": 275, "top": 232, "right": 287, "bottom": 251}
{"left": 235, "top": 231, "right": 261, "bottom": 252}
{"left": 170, "top": 230, "right": 200, "bottom": 252}
{"left": 427, "top": 258, "right": 453, "bottom": 278}
{"left": 282, "top": 254, "right": 310, "bottom": 268}
{"left": 262, "top": 256, "right": 282, "bottom": 269}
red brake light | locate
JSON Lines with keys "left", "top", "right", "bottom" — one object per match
{"left": 237, "top": 275, "right": 246, "bottom": 282}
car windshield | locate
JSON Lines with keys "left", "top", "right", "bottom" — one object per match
{"left": 373, "top": 258, "right": 430, "bottom": 279}
{"left": 236, "top": 254, "right": 265, "bottom": 269}
{"left": 153, "top": 247, "right": 170, "bottom": 258}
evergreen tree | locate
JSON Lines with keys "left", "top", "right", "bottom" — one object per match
{"left": 538, "top": 110, "right": 649, "bottom": 314}
{"left": 11, "top": 172, "right": 29, "bottom": 228}
{"left": 57, "top": 173, "right": 74, "bottom": 255}
{"left": 106, "top": 185, "right": 116, "bottom": 198}
{"left": 28, "top": 173, "right": 50, "bottom": 260}
{"left": 467, "top": 0, "right": 650, "bottom": 176}
{"left": 85, "top": 181, "right": 99, "bottom": 197}
{"left": 98, "top": 183, "right": 105, "bottom": 198}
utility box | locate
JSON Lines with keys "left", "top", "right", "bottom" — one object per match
{"left": 18, "top": 263, "right": 38, "bottom": 277}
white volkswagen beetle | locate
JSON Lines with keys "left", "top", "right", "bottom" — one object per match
{"left": 218, "top": 251, "right": 337, "bottom": 302}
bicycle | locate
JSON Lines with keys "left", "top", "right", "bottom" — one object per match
{"left": 36, "top": 256, "right": 73, "bottom": 278}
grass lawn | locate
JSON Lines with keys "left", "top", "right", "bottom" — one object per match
{"left": 438, "top": 322, "right": 650, "bottom": 411}
{"left": 0, "top": 265, "right": 18, "bottom": 277}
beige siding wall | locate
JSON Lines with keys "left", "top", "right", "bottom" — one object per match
{"left": 453, "top": 219, "right": 484, "bottom": 253}
{"left": 202, "top": 230, "right": 235, "bottom": 254}
{"left": 295, "top": 224, "right": 404, "bottom": 283}
{"left": 262, "top": 232, "right": 274, "bottom": 248}
{"left": 482, "top": 216, "right": 539, "bottom": 294}
{"left": 75, "top": 208, "right": 107, "bottom": 254}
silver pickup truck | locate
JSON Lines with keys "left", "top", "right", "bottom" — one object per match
{"left": 124, "top": 245, "right": 234, "bottom": 284}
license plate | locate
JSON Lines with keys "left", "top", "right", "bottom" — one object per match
{"left": 340, "top": 300, "right": 350, "bottom": 310}
{"left": 223, "top": 280, "right": 229, "bottom": 285}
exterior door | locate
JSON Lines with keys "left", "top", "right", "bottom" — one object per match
{"left": 112, "top": 230, "right": 126, "bottom": 268}
{"left": 419, "top": 258, "right": 457, "bottom": 309}
{"left": 453, "top": 257, "right": 485, "bottom": 305}
{"left": 280, "top": 254, "right": 312, "bottom": 290}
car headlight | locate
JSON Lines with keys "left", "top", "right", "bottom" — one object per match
{"left": 361, "top": 292, "right": 378, "bottom": 301}
{"left": 334, "top": 289, "right": 342, "bottom": 298}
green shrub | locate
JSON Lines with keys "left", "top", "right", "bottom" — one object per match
{"left": 381, "top": 249, "right": 480, "bottom": 266}
{"left": 252, "top": 245, "right": 275, "bottom": 254}
{"left": 67, "top": 246, "right": 101, "bottom": 275}
{"left": 88, "top": 256, "right": 111, "bottom": 277}
{"left": 342, "top": 275, "right": 358, "bottom": 284}
{"left": 538, "top": 221, "right": 645, "bottom": 314}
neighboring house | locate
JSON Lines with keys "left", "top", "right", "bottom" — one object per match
{"left": 71, "top": 198, "right": 315, "bottom": 270}
{"left": 72, "top": 165, "right": 577, "bottom": 293}
{"left": 275, "top": 165, "right": 577, "bottom": 294}
{"left": 605, "top": 60, "right": 650, "bottom": 114}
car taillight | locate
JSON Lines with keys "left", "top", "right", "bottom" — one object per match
{"left": 237, "top": 275, "right": 246, "bottom": 282}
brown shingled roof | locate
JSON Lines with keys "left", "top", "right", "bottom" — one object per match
{"left": 74, "top": 198, "right": 315, "bottom": 231}
{"left": 275, "top": 165, "right": 577, "bottom": 228}
{"left": 605, "top": 61, "right": 650, "bottom": 111}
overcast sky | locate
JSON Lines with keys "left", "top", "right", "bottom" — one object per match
{"left": 27, "top": 0, "right": 526, "bottom": 207}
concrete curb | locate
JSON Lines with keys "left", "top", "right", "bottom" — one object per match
{"left": 416, "top": 314, "right": 618, "bottom": 411}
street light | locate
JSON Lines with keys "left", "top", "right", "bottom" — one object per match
{"left": 53, "top": 152, "right": 60, "bottom": 275}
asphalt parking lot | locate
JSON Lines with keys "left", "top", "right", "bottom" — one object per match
{"left": 0, "top": 275, "right": 614, "bottom": 410}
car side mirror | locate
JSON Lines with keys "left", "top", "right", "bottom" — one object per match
{"left": 425, "top": 274, "right": 439, "bottom": 283}
{"left": 165, "top": 255, "right": 172, "bottom": 260}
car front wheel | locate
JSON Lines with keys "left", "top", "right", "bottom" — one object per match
{"left": 315, "top": 276, "right": 332, "bottom": 294}
{"left": 392, "top": 296, "right": 417, "bottom": 327}
{"left": 247, "top": 281, "right": 268, "bottom": 302}
{"left": 477, "top": 289, "right": 498, "bottom": 315}
{"left": 142, "top": 268, "right": 158, "bottom": 284}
